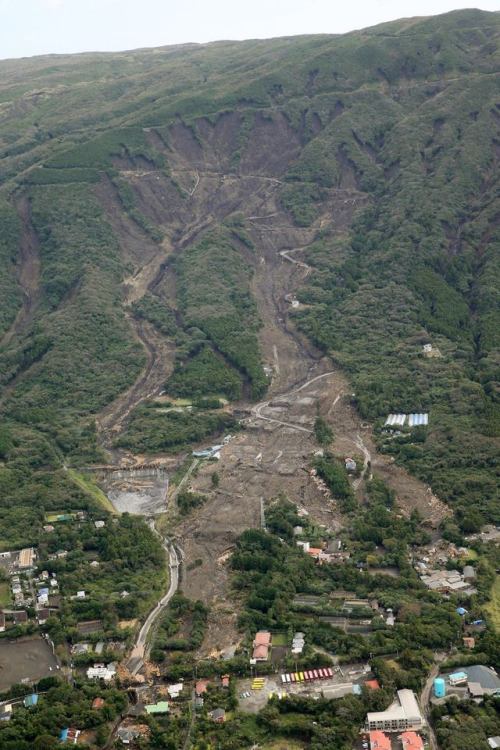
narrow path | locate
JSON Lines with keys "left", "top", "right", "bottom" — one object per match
{"left": 353, "top": 433, "right": 372, "bottom": 489}
{"left": 279, "top": 246, "right": 311, "bottom": 272}
{"left": 169, "top": 459, "right": 200, "bottom": 503}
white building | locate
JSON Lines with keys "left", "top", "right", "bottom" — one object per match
{"left": 365, "top": 689, "right": 424, "bottom": 733}
{"left": 167, "top": 683, "right": 184, "bottom": 699}
{"left": 87, "top": 663, "right": 117, "bottom": 681}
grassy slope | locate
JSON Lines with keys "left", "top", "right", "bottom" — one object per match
{"left": 486, "top": 576, "right": 500, "bottom": 631}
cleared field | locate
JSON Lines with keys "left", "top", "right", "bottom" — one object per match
{"left": 0, "top": 637, "right": 58, "bottom": 690}
{"left": 486, "top": 576, "right": 500, "bottom": 631}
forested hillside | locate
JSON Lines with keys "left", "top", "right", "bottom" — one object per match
{"left": 0, "top": 9, "right": 499, "bottom": 750}
{"left": 0, "top": 8, "right": 498, "bottom": 545}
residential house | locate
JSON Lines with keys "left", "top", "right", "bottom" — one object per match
{"left": 60, "top": 727, "right": 80, "bottom": 744}
{"left": 195, "top": 679, "right": 210, "bottom": 696}
{"left": 210, "top": 708, "right": 226, "bottom": 723}
{"left": 12, "top": 610, "right": 28, "bottom": 625}
{"left": 0, "top": 613, "right": 5, "bottom": 633}
{"left": 400, "top": 731, "right": 424, "bottom": 750}
{"left": 252, "top": 631, "right": 272, "bottom": 661}
{"left": 369, "top": 730, "right": 391, "bottom": 750}
{"left": 87, "top": 663, "right": 117, "bottom": 681}
{"left": 221, "top": 675, "right": 230, "bottom": 688}
{"left": 37, "top": 608, "right": 51, "bottom": 625}
{"left": 167, "top": 683, "right": 183, "bottom": 698}
{"left": 117, "top": 726, "right": 145, "bottom": 745}
{"left": 92, "top": 697, "right": 105, "bottom": 709}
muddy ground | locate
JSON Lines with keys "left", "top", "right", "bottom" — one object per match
{"left": 89, "top": 112, "right": 450, "bottom": 655}
{"left": 0, "top": 637, "right": 59, "bottom": 691}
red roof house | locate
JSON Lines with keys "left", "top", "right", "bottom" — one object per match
{"left": 365, "top": 679, "right": 381, "bottom": 690}
{"left": 369, "top": 730, "right": 391, "bottom": 750}
{"left": 92, "top": 697, "right": 105, "bottom": 710}
{"left": 252, "top": 631, "right": 271, "bottom": 661}
{"left": 195, "top": 680, "right": 210, "bottom": 696}
{"left": 400, "top": 731, "right": 424, "bottom": 750}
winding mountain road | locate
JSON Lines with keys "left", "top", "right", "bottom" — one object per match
{"left": 127, "top": 534, "right": 180, "bottom": 675}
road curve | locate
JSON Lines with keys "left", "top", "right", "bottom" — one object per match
{"left": 127, "top": 534, "right": 180, "bottom": 675}
{"left": 250, "top": 371, "right": 336, "bottom": 433}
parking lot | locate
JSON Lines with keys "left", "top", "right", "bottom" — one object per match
{"left": 237, "top": 663, "right": 372, "bottom": 712}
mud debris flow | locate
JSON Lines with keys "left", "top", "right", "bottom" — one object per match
{"left": 90, "top": 112, "right": 450, "bottom": 654}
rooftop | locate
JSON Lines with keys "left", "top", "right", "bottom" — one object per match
{"left": 253, "top": 631, "right": 271, "bottom": 646}
{"left": 367, "top": 689, "right": 423, "bottom": 725}
{"left": 400, "top": 731, "right": 424, "bottom": 750}
{"left": 145, "top": 701, "right": 169, "bottom": 714}
{"left": 369, "top": 730, "right": 391, "bottom": 750}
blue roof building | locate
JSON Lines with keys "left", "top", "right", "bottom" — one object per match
{"left": 24, "top": 694, "right": 38, "bottom": 707}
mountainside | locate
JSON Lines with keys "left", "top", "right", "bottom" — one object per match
{"left": 0, "top": 8, "right": 498, "bottom": 539}
{"left": 0, "top": 11, "right": 499, "bottom": 748}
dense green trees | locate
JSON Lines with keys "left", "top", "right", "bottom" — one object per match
{"left": 0, "top": 679, "right": 126, "bottom": 749}
{"left": 175, "top": 231, "right": 267, "bottom": 398}
{"left": 116, "top": 401, "right": 236, "bottom": 453}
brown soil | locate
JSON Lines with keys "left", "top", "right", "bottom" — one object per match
{"left": 91, "top": 110, "right": 450, "bottom": 654}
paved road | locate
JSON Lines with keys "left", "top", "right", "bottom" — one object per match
{"left": 127, "top": 535, "right": 180, "bottom": 675}
{"left": 420, "top": 654, "right": 448, "bottom": 750}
